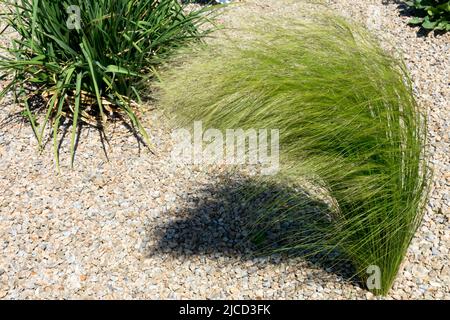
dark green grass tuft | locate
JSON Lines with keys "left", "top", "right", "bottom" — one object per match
{"left": 0, "top": 0, "right": 215, "bottom": 169}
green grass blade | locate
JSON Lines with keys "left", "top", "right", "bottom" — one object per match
{"left": 80, "top": 40, "right": 106, "bottom": 124}
{"left": 70, "top": 72, "right": 83, "bottom": 168}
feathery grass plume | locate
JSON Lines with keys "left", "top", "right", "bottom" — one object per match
{"left": 157, "top": 15, "right": 430, "bottom": 295}
{"left": 0, "top": 0, "right": 215, "bottom": 170}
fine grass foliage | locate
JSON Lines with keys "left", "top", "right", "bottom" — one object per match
{"left": 0, "top": 0, "right": 214, "bottom": 169}
{"left": 157, "top": 15, "right": 430, "bottom": 295}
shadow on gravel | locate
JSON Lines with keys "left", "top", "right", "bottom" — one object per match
{"left": 382, "top": 0, "right": 448, "bottom": 37}
{"left": 149, "top": 173, "right": 361, "bottom": 287}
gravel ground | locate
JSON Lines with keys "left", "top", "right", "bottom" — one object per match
{"left": 0, "top": 0, "right": 449, "bottom": 299}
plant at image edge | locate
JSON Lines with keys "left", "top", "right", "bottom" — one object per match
{"left": 0, "top": 0, "right": 214, "bottom": 169}
{"left": 405, "top": 0, "right": 450, "bottom": 31}
{"left": 157, "top": 16, "right": 431, "bottom": 295}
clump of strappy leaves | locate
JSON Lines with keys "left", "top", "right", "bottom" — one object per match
{"left": 0, "top": 0, "right": 214, "bottom": 170}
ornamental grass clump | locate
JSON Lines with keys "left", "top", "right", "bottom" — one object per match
{"left": 157, "top": 16, "right": 430, "bottom": 295}
{"left": 0, "top": 0, "right": 213, "bottom": 168}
